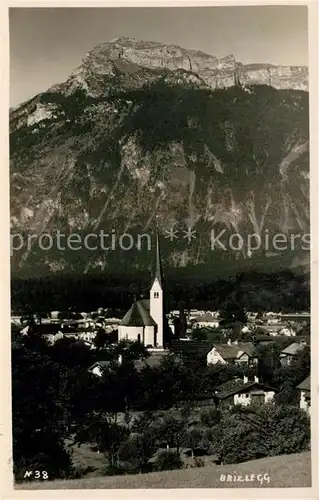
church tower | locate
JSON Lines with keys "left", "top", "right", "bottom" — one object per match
{"left": 150, "top": 224, "right": 164, "bottom": 348}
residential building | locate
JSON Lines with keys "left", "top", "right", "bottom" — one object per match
{"left": 21, "top": 323, "right": 63, "bottom": 344}
{"left": 296, "top": 376, "right": 311, "bottom": 414}
{"left": 89, "top": 352, "right": 168, "bottom": 377}
{"left": 279, "top": 313, "right": 310, "bottom": 323}
{"left": 206, "top": 340, "right": 258, "bottom": 366}
{"left": 258, "top": 324, "right": 296, "bottom": 337}
{"left": 279, "top": 340, "right": 308, "bottom": 366}
{"left": 193, "top": 312, "right": 220, "bottom": 329}
{"left": 262, "top": 313, "right": 281, "bottom": 324}
{"left": 61, "top": 324, "right": 97, "bottom": 342}
{"left": 214, "top": 376, "right": 276, "bottom": 408}
{"left": 11, "top": 315, "right": 22, "bottom": 326}
{"left": 88, "top": 360, "right": 113, "bottom": 377}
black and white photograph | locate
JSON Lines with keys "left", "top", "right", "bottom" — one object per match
{"left": 5, "top": 2, "right": 318, "bottom": 492}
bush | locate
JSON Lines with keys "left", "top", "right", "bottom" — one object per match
{"left": 153, "top": 450, "right": 183, "bottom": 472}
{"left": 193, "top": 457, "right": 205, "bottom": 468}
{"left": 118, "top": 433, "right": 156, "bottom": 472}
{"left": 200, "top": 408, "right": 221, "bottom": 427}
{"left": 216, "top": 404, "right": 310, "bottom": 464}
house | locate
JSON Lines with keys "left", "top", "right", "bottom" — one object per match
{"left": 88, "top": 360, "right": 113, "bottom": 377}
{"left": 21, "top": 323, "right": 64, "bottom": 344}
{"left": 11, "top": 315, "right": 22, "bottom": 326}
{"left": 258, "top": 324, "right": 296, "bottom": 337}
{"left": 279, "top": 313, "right": 310, "bottom": 323}
{"left": 214, "top": 376, "right": 276, "bottom": 407}
{"left": 88, "top": 351, "right": 168, "bottom": 376}
{"left": 206, "top": 340, "right": 258, "bottom": 366}
{"left": 296, "top": 376, "right": 311, "bottom": 413}
{"left": 279, "top": 340, "right": 307, "bottom": 366}
{"left": 118, "top": 227, "right": 165, "bottom": 348}
{"left": 21, "top": 321, "right": 99, "bottom": 346}
{"left": 61, "top": 324, "right": 97, "bottom": 342}
{"left": 192, "top": 312, "right": 219, "bottom": 329}
{"left": 262, "top": 313, "right": 281, "bottom": 324}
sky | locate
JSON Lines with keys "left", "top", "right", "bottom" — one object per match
{"left": 9, "top": 5, "right": 308, "bottom": 107}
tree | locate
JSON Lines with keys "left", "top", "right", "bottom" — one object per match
{"left": 256, "top": 342, "right": 283, "bottom": 386}
{"left": 118, "top": 433, "right": 156, "bottom": 472}
{"left": 74, "top": 411, "right": 129, "bottom": 468}
{"left": 183, "top": 428, "right": 203, "bottom": 457}
{"left": 190, "top": 327, "right": 208, "bottom": 342}
{"left": 94, "top": 328, "right": 113, "bottom": 349}
{"left": 115, "top": 339, "right": 150, "bottom": 362}
{"left": 105, "top": 308, "right": 126, "bottom": 319}
{"left": 179, "top": 302, "right": 187, "bottom": 338}
{"left": 153, "top": 450, "right": 183, "bottom": 472}
{"left": 199, "top": 408, "right": 222, "bottom": 427}
{"left": 155, "top": 414, "right": 187, "bottom": 452}
{"left": 274, "top": 346, "right": 310, "bottom": 405}
{"left": 219, "top": 296, "right": 247, "bottom": 327}
{"left": 203, "top": 362, "right": 254, "bottom": 392}
{"left": 49, "top": 337, "right": 95, "bottom": 368}
{"left": 12, "top": 341, "right": 74, "bottom": 479}
{"left": 68, "top": 370, "right": 102, "bottom": 422}
{"left": 216, "top": 404, "right": 310, "bottom": 464}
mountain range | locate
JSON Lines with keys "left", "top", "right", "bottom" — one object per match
{"left": 10, "top": 37, "right": 309, "bottom": 278}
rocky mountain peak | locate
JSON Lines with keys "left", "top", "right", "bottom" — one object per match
{"left": 60, "top": 37, "right": 307, "bottom": 97}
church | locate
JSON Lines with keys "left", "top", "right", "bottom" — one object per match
{"left": 118, "top": 228, "right": 165, "bottom": 348}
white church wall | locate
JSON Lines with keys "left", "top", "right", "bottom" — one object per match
{"left": 144, "top": 325, "right": 155, "bottom": 347}
{"left": 118, "top": 325, "right": 144, "bottom": 343}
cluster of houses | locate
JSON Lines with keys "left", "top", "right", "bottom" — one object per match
{"left": 12, "top": 302, "right": 311, "bottom": 416}
{"left": 11, "top": 231, "right": 311, "bottom": 415}
{"left": 12, "top": 305, "right": 311, "bottom": 415}
{"left": 13, "top": 309, "right": 122, "bottom": 348}
{"left": 168, "top": 309, "right": 310, "bottom": 337}
{"left": 86, "top": 336, "right": 310, "bottom": 415}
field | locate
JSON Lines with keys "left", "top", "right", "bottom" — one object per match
{"left": 16, "top": 451, "right": 311, "bottom": 489}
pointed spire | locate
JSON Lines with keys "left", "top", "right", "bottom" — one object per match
{"left": 154, "top": 217, "right": 163, "bottom": 287}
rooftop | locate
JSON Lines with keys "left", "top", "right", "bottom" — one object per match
{"left": 215, "top": 378, "right": 276, "bottom": 399}
{"left": 195, "top": 313, "right": 218, "bottom": 322}
{"left": 280, "top": 342, "right": 307, "bottom": 356}
{"left": 214, "top": 342, "right": 256, "bottom": 359}
{"left": 121, "top": 299, "right": 156, "bottom": 327}
{"left": 296, "top": 376, "right": 310, "bottom": 392}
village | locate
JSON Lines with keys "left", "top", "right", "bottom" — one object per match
{"left": 11, "top": 305, "right": 311, "bottom": 414}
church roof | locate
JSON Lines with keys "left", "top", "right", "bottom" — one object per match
{"left": 138, "top": 299, "right": 150, "bottom": 310}
{"left": 152, "top": 226, "right": 163, "bottom": 288}
{"left": 121, "top": 299, "right": 157, "bottom": 327}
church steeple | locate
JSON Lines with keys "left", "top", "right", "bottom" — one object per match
{"left": 154, "top": 222, "right": 163, "bottom": 288}
{"left": 150, "top": 218, "right": 164, "bottom": 348}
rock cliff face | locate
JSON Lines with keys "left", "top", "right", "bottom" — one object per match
{"left": 10, "top": 38, "right": 309, "bottom": 276}
{"left": 61, "top": 37, "right": 308, "bottom": 95}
